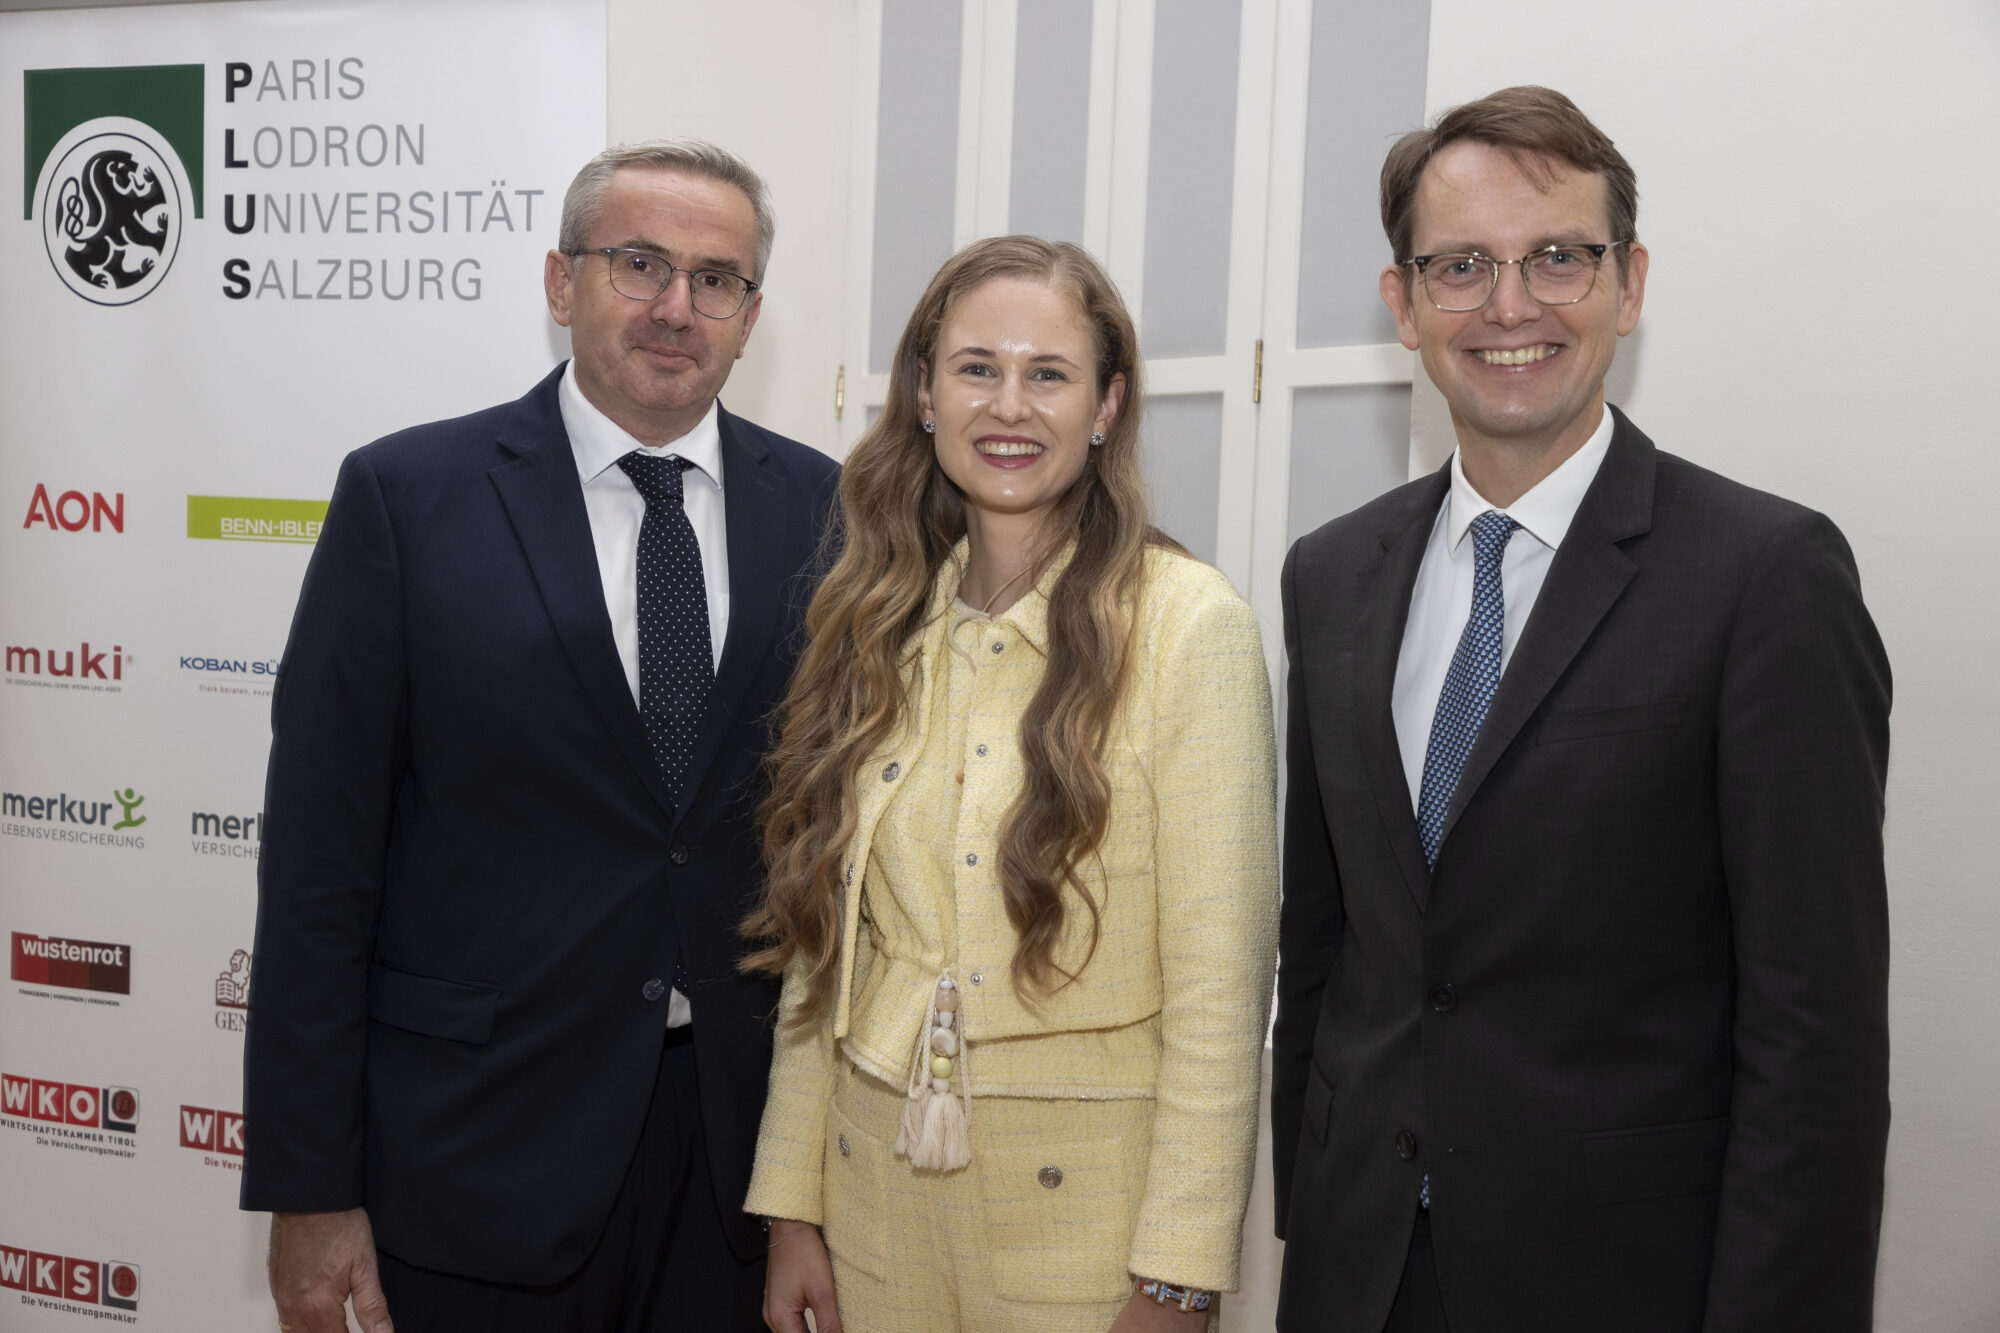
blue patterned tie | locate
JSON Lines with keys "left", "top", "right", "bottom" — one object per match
{"left": 617, "top": 452, "right": 714, "bottom": 804}
{"left": 1416, "top": 510, "right": 1520, "bottom": 869}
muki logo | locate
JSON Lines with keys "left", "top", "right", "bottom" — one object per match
{"left": 1, "top": 1073, "right": 139, "bottom": 1133}
{"left": 24, "top": 63, "right": 203, "bottom": 306}
{"left": 0, "top": 1245, "right": 139, "bottom": 1311}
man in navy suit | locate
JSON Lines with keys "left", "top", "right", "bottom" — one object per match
{"left": 1272, "top": 88, "right": 1890, "bottom": 1331}
{"left": 242, "top": 140, "right": 838, "bottom": 1333}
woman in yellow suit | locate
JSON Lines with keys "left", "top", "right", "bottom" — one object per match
{"left": 745, "top": 235, "right": 1278, "bottom": 1333}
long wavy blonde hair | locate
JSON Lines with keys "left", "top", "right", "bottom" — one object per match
{"left": 742, "top": 235, "right": 1166, "bottom": 1022}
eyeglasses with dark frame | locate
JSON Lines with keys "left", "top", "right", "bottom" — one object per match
{"left": 1405, "top": 241, "right": 1631, "bottom": 312}
{"left": 568, "top": 247, "right": 759, "bottom": 319}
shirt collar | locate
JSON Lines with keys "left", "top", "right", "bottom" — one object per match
{"left": 930, "top": 537, "right": 1076, "bottom": 657}
{"left": 560, "top": 359, "right": 724, "bottom": 490}
{"left": 1445, "top": 405, "right": 1615, "bottom": 553}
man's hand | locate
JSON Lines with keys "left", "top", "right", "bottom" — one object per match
{"left": 268, "top": 1208, "right": 394, "bottom": 1333}
{"left": 1108, "top": 1286, "right": 1210, "bottom": 1331}
{"left": 763, "top": 1219, "right": 840, "bottom": 1333}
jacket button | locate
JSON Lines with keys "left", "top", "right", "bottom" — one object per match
{"left": 642, "top": 978, "right": 666, "bottom": 1002}
{"left": 990, "top": 641, "right": 1004, "bottom": 654}
{"left": 1396, "top": 1130, "right": 1418, "bottom": 1160}
{"left": 670, "top": 845, "right": 689, "bottom": 866}
{"left": 1038, "top": 1165, "right": 1063, "bottom": 1188}
{"left": 882, "top": 762, "right": 900, "bottom": 781}
{"left": 975, "top": 744, "right": 988, "bottom": 757}
{"left": 965, "top": 852, "right": 978, "bottom": 866}
{"left": 838, "top": 1133, "right": 851, "bottom": 1158}
{"left": 1429, "top": 983, "right": 1457, "bottom": 1013}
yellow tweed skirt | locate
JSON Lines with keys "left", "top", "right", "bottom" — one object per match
{"left": 818, "top": 1059, "right": 1221, "bottom": 1332}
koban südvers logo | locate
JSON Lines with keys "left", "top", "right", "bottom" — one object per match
{"left": 24, "top": 64, "right": 204, "bottom": 306}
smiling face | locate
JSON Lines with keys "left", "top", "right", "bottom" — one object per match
{"left": 918, "top": 275, "right": 1124, "bottom": 537}
{"left": 543, "top": 166, "right": 762, "bottom": 445}
{"left": 1380, "top": 140, "right": 1647, "bottom": 465}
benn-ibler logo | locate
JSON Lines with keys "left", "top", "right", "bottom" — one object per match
{"left": 2, "top": 785, "right": 148, "bottom": 848}
{"left": 11, "top": 933, "right": 131, "bottom": 996}
{"left": 214, "top": 948, "right": 251, "bottom": 1030}
{"left": 187, "top": 494, "right": 326, "bottom": 544}
{"left": 0, "top": 1245, "right": 139, "bottom": 1313}
{"left": 25, "top": 63, "right": 203, "bottom": 306}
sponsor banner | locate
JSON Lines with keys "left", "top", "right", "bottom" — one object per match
{"left": 185, "top": 494, "right": 327, "bottom": 544}
{"left": 2, "top": 2, "right": 603, "bottom": 1327}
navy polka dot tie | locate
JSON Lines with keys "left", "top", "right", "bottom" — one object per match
{"left": 616, "top": 452, "right": 715, "bottom": 806}
{"left": 1416, "top": 510, "right": 1520, "bottom": 869}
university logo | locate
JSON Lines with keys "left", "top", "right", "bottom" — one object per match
{"left": 25, "top": 64, "right": 203, "bottom": 305}
{"left": 215, "top": 948, "right": 251, "bottom": 1030}
{"left": 0, "top": 1245, "right": 139, "bottom": 1312}
{"left": 11, "top": 933, "right": 131, "bottom": 996}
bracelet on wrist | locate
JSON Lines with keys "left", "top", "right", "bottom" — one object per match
{"left": 1135, "top": 1277, "right": 1214, "bottom": 1311}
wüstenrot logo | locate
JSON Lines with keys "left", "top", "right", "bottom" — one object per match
{"left": 11, "top": 933, "right": 131, "bottom": 998}
{"left": 0, "top": 1244, "right": 139, "bottom": 1315}
{"left": 0, "top": 1072, "right": 140, "bottom": 1163}
{"left": 25, "top": 64, "right": 203, "bottom": 306}
{"left": 1, "top": 785, "right": 148, "bottom": 848}
{"left": 186, "top": 494, "right": 327, "bottom": 544}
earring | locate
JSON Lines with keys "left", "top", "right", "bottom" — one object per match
{"left": 1089, "top": 432, "right": 1105, "bottom": 447}
{"left": 923, "top": 419, "right": 936, "bottom": 434}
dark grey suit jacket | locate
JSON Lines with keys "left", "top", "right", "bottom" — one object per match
{"left": 1271, "top": 409, "right": 1890, "bottom": 1332}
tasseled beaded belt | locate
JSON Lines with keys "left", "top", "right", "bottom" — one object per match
{"left": 896, "top": 969, "right": 972, "bottom": 1170}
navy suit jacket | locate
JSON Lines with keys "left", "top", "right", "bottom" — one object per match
{"left": 1271, "top": 410, "right": 1891, "bottom": 1332}
{"left": 241, "top": 365, "right": 838, "bottom": 1282}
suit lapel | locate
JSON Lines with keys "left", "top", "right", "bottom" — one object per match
{"left": 1354, "top": 471, "right": 1448, "bottom": 914}
{"left": 674, "top": 404, "right": 787, "bottom": 830}
{"left": 1437, "top": 410, "right": 1656, "bottom": 849}
{"left": 488, "top": 368, "right": 679, "bottom": 821}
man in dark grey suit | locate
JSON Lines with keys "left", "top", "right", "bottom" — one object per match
{"left": 1272, "top": 87, "right": 1890, "bottom": 1332}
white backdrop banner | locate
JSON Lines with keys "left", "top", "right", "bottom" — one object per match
{"left": 0, "top": 0, "right": 603, "bottom": 1325}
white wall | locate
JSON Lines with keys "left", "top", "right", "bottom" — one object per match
{"left": 1420, "top": 3, "right": 2000, "bottom": 1328}
{"left": 606, "top": 0, "right": 855, "bottom": 456}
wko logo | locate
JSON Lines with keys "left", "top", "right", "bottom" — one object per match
{"left": 25, "top": 62, "right": 202, "bottom": 306}
{"left": 2, "top": 785, "right": 147, "bottom": 849}
{"left": 11, "top": 933, "right": 131, "bottom": 996}
{"left": 0, "top": 1246, "right": 139, "bottom": 1314}
{"left": 1, "top": 1074, "right": 139, "bottom": 1133}
{"left": 22, "top": 485, "right": 123, "bottom": 533}
{"left": 179, "top": 1104, "right": 245, "bottom": 1168}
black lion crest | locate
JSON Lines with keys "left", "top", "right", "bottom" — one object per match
{"left": 55, "top": 149, "right": 170, "bottom": 290}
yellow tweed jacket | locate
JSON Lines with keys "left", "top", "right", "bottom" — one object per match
{"left": 745, "top": 545, "right": 1278, "bottom": 1292}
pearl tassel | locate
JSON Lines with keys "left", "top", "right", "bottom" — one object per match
{"left": 896, "top": 970, "right": 972, "bottom": 1170}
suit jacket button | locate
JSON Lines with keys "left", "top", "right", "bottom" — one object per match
{"left": 1038, "top": 1165, "right": 1063, "bottom": 1188}
{"left": 670, "top": 845, "right": 689, "bottom": 866}
{"left": 642, "top": 978, "right": 667, "bottom": 1002}
{"left": 1396, "top": 1130, "right": 1418, "bottom": 1160}
{"left": 1429, "top": 983, "right": 1457, "bottom": 1012}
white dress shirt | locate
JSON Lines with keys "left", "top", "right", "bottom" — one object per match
{"left": 559, "top": 360, "right": 731, "bottom": 1026}
{"left": 1390, "top": 407, "right": 1616, "bottom": 811}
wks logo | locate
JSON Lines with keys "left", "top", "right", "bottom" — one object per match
{"left": 0, "top": 1245, "right": 139, "bottom": 1311}
{"left": 0, "top": 1072, "right": 139, "bottom": 1133}
{"left": 179, "top": 1104, "right": 245, "bottom": 1167}
{"left": 25, "top": 63, "right": 203, "bottom": 305}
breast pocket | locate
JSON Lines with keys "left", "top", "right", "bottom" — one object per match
{"left": 1538, "top": 698, "right": 1686, "bottom": 745}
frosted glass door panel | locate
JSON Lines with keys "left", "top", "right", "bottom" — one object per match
{"left": 1144, "top": 392, "right": 1225, "bottom": 563}
{"left": 870, "top": 0, "right": 963, "bottom": 373}
{"left": 1140, "top": 0, "right": 1241, "bottom": 359}
{"left": 1009, "top": 0, "right": 1092, "bottom": 245}
{"left": 1287, "top": 383, "right": 1412, "bottom": 542}
{"left": 1294, "top": 0, "right": 1429, "bottom": 349}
